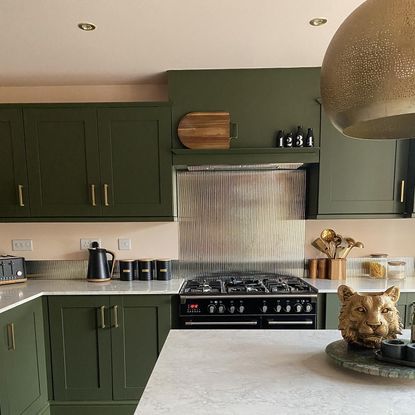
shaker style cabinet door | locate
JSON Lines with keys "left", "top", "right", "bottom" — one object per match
{"left": 110, "top": 295, "right": 172, "bottom": 400}
{"left": 97, "top": 106, "right": 173, "bottom": 217}
{"left": 317, "top": 110, "right": 409, "bottom": 216}
{"left": 24, "top": 108, "right": 102, "bottom": 217}
{"left": 0, "top": 299, "right": 48, "bottom": 415}
{"left": 48, "top": 296, "right": 112, "bottom": 401}
{"left": 0, "top": 108, "right": 30, "bottom": 217}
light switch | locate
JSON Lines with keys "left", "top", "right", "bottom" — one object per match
{"left": 118, "top": 238, "right": 132, "bottom": 250}
{"left": 12, "top": 239, "right": 33, "bottom": 251}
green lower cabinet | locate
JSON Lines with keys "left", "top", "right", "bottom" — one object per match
{"left": 0, "top": 299, "right": 48, "bottom": 415}
{"left": 48, "top": 296, "right": 113, "bottom": 401}
{"left": 324, "top": 292, "right": 411, "bottom": 330}
{"left": 48, "top": 295, "right": 173, "bottom": 413}
{"left": 110, "top": 296, "right": 171, "bottom": 401}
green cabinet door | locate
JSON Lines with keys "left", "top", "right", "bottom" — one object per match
{"left": 0, "top": 299, "right": 48, "bottom": 415}
{"left": 24, "top": 108, "right": 101, "bottom": 217}
{"left": 0, "top": 108, "right": 30, "bottom": 217}
{"left": 110, "top": 295, "right": 172, "bottom": 401}
{"left": 97, "top": 106, "right": 173, "bottom": 217}
{"left": 48, "top": 296, "right": 112, "bottom": 401}
{"left": 316, "top": 110, "right": 410, "bottom": 216}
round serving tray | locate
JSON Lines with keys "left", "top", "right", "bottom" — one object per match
{"left": 325, "top": 340, "right": 415, "bottom": 379}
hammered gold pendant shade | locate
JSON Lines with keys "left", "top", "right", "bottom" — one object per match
{"left": 321, "top": 0, "right": 415, "bottom": 139}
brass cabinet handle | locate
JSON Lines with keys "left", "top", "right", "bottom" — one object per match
{"left": 112, "top": 305, "right": 119, "bottom": 328}
{"left": 18, "top": 185, "right": 25, "bottom": 207}
{"left": 7, "top": 323, "right": 16, "bottom": 351}
{"left": 103, "top": 184, "right": 109, "bottom": 207}
{"left": 400, "top": 179, "right": 405, "bottom": 203}
{"left": 99, "top": 306, "right": 106, "bottom": 329}
{"left": 90, "top": 184, "right": 97, "bottom": 207}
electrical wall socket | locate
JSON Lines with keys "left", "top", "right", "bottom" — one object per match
{"left": 80, "top": 239, "right": 101, "bottom": 250}
{"left": 118, "top": 238, "right": 132, "bottom": 250}
{"left": 12, "top": 239, "right": 33, "bottom": 251}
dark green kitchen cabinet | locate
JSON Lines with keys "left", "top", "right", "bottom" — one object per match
{"left": 0, "top": 299, "right": 48, "bottom": 415}
{"left": 97, "top": 107, "right": 173, "bottom": 217}
{"left": 24, "top": 107, "right": 101, "bottom": 217}
{"left": 110, "top": 296, "right": 171, "bottom": 400}
{"left": 308, "top": 110, "right": 410, "bottom": 218}
{"left": 48, "top": 295, "right": 172, "bottom": 405}
{"left": 0, "top": 108, "right": 30, "bottom": 217}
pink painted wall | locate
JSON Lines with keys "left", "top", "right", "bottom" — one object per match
{"left": 0, "top": 222, "right": 179, "bottom": 260}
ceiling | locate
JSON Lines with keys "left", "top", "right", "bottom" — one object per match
{"left": 0, "top": 0, "right": 366, "bottom": 86}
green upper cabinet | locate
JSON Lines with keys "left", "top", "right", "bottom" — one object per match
{"left": 97, "top": 106, "right": 173, "bottom": 217}
{"left": 0, "top": 299, "right": 48, "bottom": 415}
{"left": 0, "top": 108, "right": 30, "bottom": 217}
{"left": 0, "top": 103, "right": 174, "bottom": 221}
{"left": 24, "top": 107, "right": 102, "bottom": 217}
{"left": 308, "top": 109, "right": 410, "bottom": 218}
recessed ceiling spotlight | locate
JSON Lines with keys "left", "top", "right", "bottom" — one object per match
{"left": 309, "top": 18, "right": 328, "bottom": 27}
{"left": 78, "top": 22, "right": 96, "bottom": 31}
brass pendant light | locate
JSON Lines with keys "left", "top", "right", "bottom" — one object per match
{"left": 321, "top": 0, "right": 415, "bottom": 139}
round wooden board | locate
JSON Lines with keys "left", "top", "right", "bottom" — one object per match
{"left": 325, "top": 340, "right": 415, "bottom": 379}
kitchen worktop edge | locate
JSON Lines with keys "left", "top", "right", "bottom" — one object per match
{"left": 0, "top": 279, "right": 185, "bottom": 314}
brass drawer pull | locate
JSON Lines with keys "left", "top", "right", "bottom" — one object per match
{"left": 91, "top": 184, "right": 97, "bottom": 207}
{"left": 7, "top": 323, "right": 16, "bottom": 351}
{"left": 400, "top": 179, "right": 405, "bottom": 203}
{"left": 112, "top": 305, "right": 119, "bottom": 328}
{"left": 18, "top": 185, "right": 25, "bottom": 207}
{"left": 99, "top": 306, "right": 106, "bottom": 329}
{"left": 103, "top": 184, "right": 109, "bottom": 207}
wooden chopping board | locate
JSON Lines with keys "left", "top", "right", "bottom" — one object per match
{"left": 177, "top": 112, "right": 232, "bottom": 149}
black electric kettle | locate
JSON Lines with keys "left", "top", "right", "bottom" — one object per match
{"left": 87, "top": 241, "right": 115, "bottom": 282}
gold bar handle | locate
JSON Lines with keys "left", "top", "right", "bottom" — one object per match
{"left": 112, "top": 305, "right": 119, "bottom": 328}
{"left": 90, "top": 184, "right": 96, "bottom": 207}
{"left": 400, "top": 179, "right": 405, "bottom": 203}
{"left": 103, "top": 184, "right": 109, "bottom": 207}
{"left": 99, "top": 306, "right": 106, "bottom": 329}
{"left": 7, "top": 323, "right": 16, "bottom": 351}
{"left": 18, "top": 185, "right": 25, "bottom": 207}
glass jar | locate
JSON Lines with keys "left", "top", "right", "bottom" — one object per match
{"left": 387, "top": 261, "right": 406, "bottom": 279}
{"left": 368, "top": 254, "right": 388, "bottom": 279}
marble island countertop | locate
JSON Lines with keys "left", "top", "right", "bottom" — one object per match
{"left": 0, "top": 278, "right": 184, "bottom": 314}
{"left": 305, "top": 276, "right": 415, "bottom": 293}
{"left": 135, "top": 329, "right": 415, "bottom": 415}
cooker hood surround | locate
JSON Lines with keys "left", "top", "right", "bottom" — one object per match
{"left": 186, "top": 163, "right": 303, "bottom": 171}
{"left": 177, "top": 169, "right": 306, "bottom": 278}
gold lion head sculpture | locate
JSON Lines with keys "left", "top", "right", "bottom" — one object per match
{"left": 337, "top": 285, "right": 402, "bottom": 349}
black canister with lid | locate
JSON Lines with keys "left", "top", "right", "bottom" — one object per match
{"left": 137, "top": 259, "right": 154, "bottom": 281}
{"left": 119, "top": 260, "right": 134, "bottom": 281}
{"left": 156, "top": 259, "right": 172, "bottom": 280}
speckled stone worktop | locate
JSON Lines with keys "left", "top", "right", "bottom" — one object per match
{"left": 0, "top": 279, "right": 184, "bottom": 314}
{"left": 135, "top": 329, "right": 414, "bottom": 415}
{"left": 305, "top": 277, "right": 415, "bottom": 293}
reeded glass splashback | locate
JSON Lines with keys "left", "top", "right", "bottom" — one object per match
{"left": 177, "top": 169, "right": 306, "bottom": 277}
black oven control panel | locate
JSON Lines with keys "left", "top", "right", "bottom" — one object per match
{"left": 180, "top": 297, "right": 316, "bottom": 316}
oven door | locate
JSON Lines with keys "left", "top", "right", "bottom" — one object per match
{"left": 180, "top": 316, "right": 261, "bottom": 329}
{"left": 262, "top": 315, "right": 316, "bottom": 329}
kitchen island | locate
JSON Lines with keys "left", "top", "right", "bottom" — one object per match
{"left": 135, "top": 329, "right": 414, "bottom": 415}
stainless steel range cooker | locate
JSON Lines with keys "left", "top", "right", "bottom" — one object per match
{"left": 179, "top": 272, "right": 318, "bottom": 329}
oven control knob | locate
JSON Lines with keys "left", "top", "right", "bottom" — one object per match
{"left": 218, "top": 304, "right": 226, "bottom": 314}
{"left": 260, "top": 305, "right": 268, "bottom": 313}
{"left": 294, "top": 304, "right": 302, "bottom": 313}
{"left": 285, "top": 305, "right": 292, "bottom": 313}
{"left": 305, "top": 304, "right": 313, "bottom": 313}
{"left": 238, "top": 305, "right": 245, "bottom": 313}
{"left": 229, "top": 305, "right": 236, "bottom": 314}
{"left": 275, "top": 305, "right": 282, "bottom": 313}
{"left": 207, "top": 304, "right": 216, "bottom": 314}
